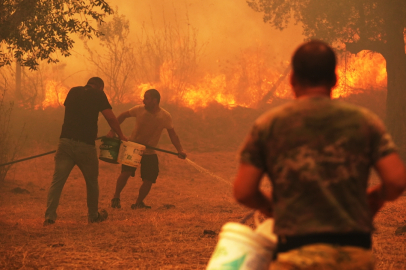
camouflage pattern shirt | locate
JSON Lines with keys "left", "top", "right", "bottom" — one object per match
{"left": 239, "top": 96, "right": 397, "bottom": 236}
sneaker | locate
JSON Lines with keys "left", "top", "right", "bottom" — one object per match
{"left": 131, "top": 202, "right": 151, "bottom": 209}
{"left": 43, "top": 219, "right": 55, "bottom": 226}
{"left": 89, "top": 209, "right": 108, "bottom": 223}
{"left": 111, "top": 198, "right": 121, "bottom": 209}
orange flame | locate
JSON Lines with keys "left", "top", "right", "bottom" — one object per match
{"left": 38, "top": 50, "right": 387, "bottom": 110}
{"left": 183, "top": 74, "right": 237, "bottom": 108}
{"left": 333, "top": 51, "right": 386, "bottom": 98}
{"left": 39, "top": 80, "right": 69, "bottom": 109}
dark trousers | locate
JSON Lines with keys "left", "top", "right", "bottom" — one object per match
{"left": 45, "top": 138, "right": 99, "bottom": 221}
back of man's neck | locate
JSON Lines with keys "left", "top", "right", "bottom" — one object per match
{"left": 295, "top": 86, "right": 331, "bottom": 99}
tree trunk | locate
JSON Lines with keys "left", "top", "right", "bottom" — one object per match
{"left": 15, "top": 61, "right": 22, "bottom": 100}
{"left": 385, "top": 52, "right": 406, "bottom": 160}
{"left": 381, "top": 12, "right": 406, "bottom": 160}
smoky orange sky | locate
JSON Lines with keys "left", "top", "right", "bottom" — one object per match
{"left": 67, "top": 0, "right": 305, "bottom": 77}
{"left": 110, "top": 0, "right": 304, "bottom": 61}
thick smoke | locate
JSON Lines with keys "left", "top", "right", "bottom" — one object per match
{"left": 106, "top": 0, "right": 304, "bottom": 70}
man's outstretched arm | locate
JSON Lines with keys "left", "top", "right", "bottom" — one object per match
{"left": 369, "top": 153, "right": 406, "bottom": 216}
{"left": 167, "top": 128, "right": 186, "bottom": 159}
{"left": 105, "top": 110, "right": 131, "bottom": 139}
{"left": 234, "top": 162, "right": 273, "bottom": 217}
{"left": 101, "top": 109, "right": 127, "bottom": 141}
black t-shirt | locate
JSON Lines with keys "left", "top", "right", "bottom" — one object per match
{"left": 60, "top": 85, "right": 112, "bottom": 145}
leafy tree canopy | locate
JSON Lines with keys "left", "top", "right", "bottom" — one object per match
{"left": 247, "top": 0, "right": 406, "bottom": 56}
{"left": 0, "top": 0, "right": 113, "bottom": 69}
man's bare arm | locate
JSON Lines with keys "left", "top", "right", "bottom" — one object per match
{"left": 101, "top": 109, "right": 127, "bottom": 141}
{"left": 167, "top": 128, "right": 186, "bottom": 159}
{"left": 116, "top": 111, "right": 131, "bottom": 124}
{"left": 369, "top": 153, "right": 406, "bottom": 216}
{"left": 234, "top": 163, "right": 273, "bottom": 217}
{"left": 106, "top": 110, "right": 131, "bottom": 138}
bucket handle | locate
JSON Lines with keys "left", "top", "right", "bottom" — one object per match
{"left": 239, "top": 211, "right": 268, "bottom": 228}
{"left": 239, "top": 211, "right": 255, "bottom": 224}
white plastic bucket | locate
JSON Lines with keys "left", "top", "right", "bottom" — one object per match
{"left": 117, "top": 141, "right": 146, "bottom": 168}
{"left": 206, "top": 220, "right": 277, "bottom": 270}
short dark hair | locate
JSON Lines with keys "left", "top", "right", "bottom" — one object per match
{"left": 86, "top": 77, "right": 104, "bottom": 89}
{"left": 292, "top": 40, "right": 336, "bottom": 87}
{"left": 145, "top": 89, "right": 161, "bottom": 103}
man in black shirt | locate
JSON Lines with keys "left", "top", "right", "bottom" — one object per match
{"left": 44, "top": 77, "right": 127, "bottom": 225}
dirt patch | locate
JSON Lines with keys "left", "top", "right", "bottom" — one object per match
{"left": 10, "top": 187, "right": 30, "bottom": 194}
{"left": 1, "top": 149, "right": 405, "bottom": 269}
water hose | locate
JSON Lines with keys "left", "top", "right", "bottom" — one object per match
{"left": 0, "top": 137, "right": 179, "bottom": 167}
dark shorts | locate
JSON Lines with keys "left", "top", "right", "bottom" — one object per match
{"left": 121, "top": 154, "right": 159, "bottom": 183}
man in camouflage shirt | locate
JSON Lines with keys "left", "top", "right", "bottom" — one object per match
{"left": 234, "top": 40, "right": 406, "bottom": 269}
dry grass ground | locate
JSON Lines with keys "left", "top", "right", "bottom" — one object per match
{"left": 1, "top": 143, "right": 406, "bottom": 269}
